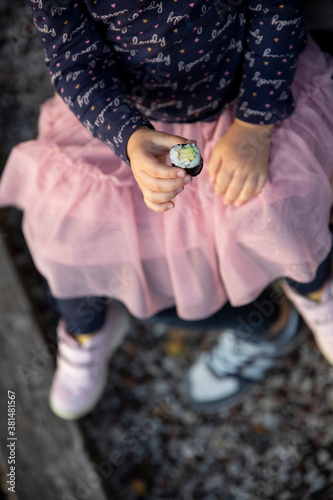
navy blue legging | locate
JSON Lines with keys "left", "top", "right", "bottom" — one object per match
{"left": 285, "top": 253, "right": 331, "bottom": 295}
{"left": 48, "top": 248, "right": 330, "bottom": 337}
{"left": 49, "top": 288, "right": 280, "bottom": 337}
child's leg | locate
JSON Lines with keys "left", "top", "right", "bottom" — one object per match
{"left": 48, "top": 292, "right": 130, "bottom": 420}
{"left": 49, "top": 294, "right": 109, "bottom": 337}
{"left": 149, "top": 288, "right": 281, "bottom": 338}
{"left": 284, "top": 252, "right": 331, "bottom": 299}
{"left": 282, "top": 251, "right": 333, "bottom": 366}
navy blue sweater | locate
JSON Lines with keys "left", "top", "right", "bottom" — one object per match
{"left": 27, "top": 1, "right": 307, "bottom": 162}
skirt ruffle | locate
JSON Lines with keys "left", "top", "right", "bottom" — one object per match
{"left": 1, "top": 37, "right": 333, "bottom": 319}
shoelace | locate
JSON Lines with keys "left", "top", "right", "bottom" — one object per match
{"left": 208, "top": 330, "right": 271, "bottom": 377}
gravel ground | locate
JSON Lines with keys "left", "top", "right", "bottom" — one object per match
{"left": 1, "top": 2, "right": 333, "bottom": 499}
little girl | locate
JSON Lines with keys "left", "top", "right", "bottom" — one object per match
{"left": 1, "top": 0, "right": 333, "bottom": 419}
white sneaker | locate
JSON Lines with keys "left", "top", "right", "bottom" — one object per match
{"left": 183, "top": 304, "right": 304, "bottom": 412}
{"left": 49, "top": 301, "right": 130, "bottom": 420}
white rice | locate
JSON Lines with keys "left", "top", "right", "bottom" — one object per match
{"left": 169, "top": 143, "right": 201, "bottom": 169}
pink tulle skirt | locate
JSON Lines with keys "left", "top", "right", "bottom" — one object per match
{"left": 1, "top": 38, "right": 333, "bottom": 319}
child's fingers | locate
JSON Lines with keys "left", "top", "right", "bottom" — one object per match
{"left": 233, "top": 175, "right": 261, "bottom": 205}
{"left": 141, "top": 184, "right": 184, "bottom": 206}
{"left": 254, "top": 173, "right": 268, "bottom": 195}
{"left": 142, "top": 153, "right": 189, "bottom": 180}
{"left": 214, "top": 170, "right": 233, "bottom": 194}
{"left": 207, "top": 149, "right": 221, "bottom": 181}
{"left": 143, "top": 187, "right": 187, "bottom": 212}
{"left": 214, "top": 160, "right": 239, "bottom": 195}
{"left": 231, "top": 172, "right": 268, "bottom": 206}
{"left": 139, "top": 169, "right": 192, "bottom": 193}
{"left": 223, "top": 181, "right": 244, "bottom": 204}
{"left": 144, "top": 198, "right": 175, "bottom": 213}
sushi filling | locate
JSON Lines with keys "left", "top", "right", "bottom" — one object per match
{"left": 169, "top": 144, "right": 201, "bottom": 169}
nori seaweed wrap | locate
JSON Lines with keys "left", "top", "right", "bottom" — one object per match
{"left": 169, "top": 143, "right": 203, "bottom": 177}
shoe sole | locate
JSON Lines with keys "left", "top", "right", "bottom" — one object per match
{"left": 180, "top": 318, "right": 309, "bottom": 414}
{"left": 49, "top": 304, "right": 131, "bottom": 420}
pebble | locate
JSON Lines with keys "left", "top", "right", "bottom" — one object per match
{"left": 309, "top": 475, "right": 327, "bottom": 494}
{"left": 317, "top": 448, "right": 331, "bottom": 466}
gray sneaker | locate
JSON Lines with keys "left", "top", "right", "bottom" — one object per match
{"left": 183, "top": 304, "right": 306, "bottom": 412}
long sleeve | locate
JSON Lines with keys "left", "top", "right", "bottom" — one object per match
{"left": 235, "top": 0, "right": 307, "bottom": 125}
{"left": 26, "top": 1, "right": 153, "bottom": 162}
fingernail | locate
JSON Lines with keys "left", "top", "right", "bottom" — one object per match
{"left": 234, "top": 200, "right": 241, "bottom": 206}
{"left": 177, "top": 170, "right": 186, "bottom": 177}
{"left": 176, "top": 187, "right": 184, "bottom": 194}
{"left": 184, "top": 176, "right": 192, "bottom": 184}
{"left": 223, "top": 199, "right": 230, "bottom": 205}
{"left": 186, "top": 139, "right": 196, "bottom": 144}
{"left": 167, "top": 203, "right": 174, "bottom": 210}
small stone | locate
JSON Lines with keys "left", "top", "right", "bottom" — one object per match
{"left": 181, "top": 410, "right": 198, "bottom": 425}
{"left": 182, "top": 443, "right": 196, "bottom": 460}
{"left": 278, "top": 492, "right": 292, "bottom": 500}
{"left": 151, "top": 322, "right": 170, "bottom": 337}
{"left": 253, "top": 423, "right": 267, "bottom": 434}
{"left": 309, "top": 475, "right": 327, "bottom": 493}
{"left": 317, "top": 449, "right": 330, "bottom": 466}
{"left": 164, "top": 338, "right": 188, "bottom": 357}
{"left": 124, "top": 341, "right": 137, "bottom": 357}
{"left": 131, "top": 478, "right": 148, "bottom": 496}
{"left": 154, "top": 380, "right": 170, "bottom": 395}
{"left": 304, "top": 467, "right": 320, "bottom": 485}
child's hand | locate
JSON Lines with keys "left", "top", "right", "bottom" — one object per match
{"left": 208, "top": 119, "right": 274, "bottom": 206}
{"left": 127, "top": 126, "right": 193, "bottom": 213}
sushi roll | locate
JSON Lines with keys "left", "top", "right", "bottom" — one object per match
{"left": 169, "top": 143, "right": 203, "bottom": 177}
